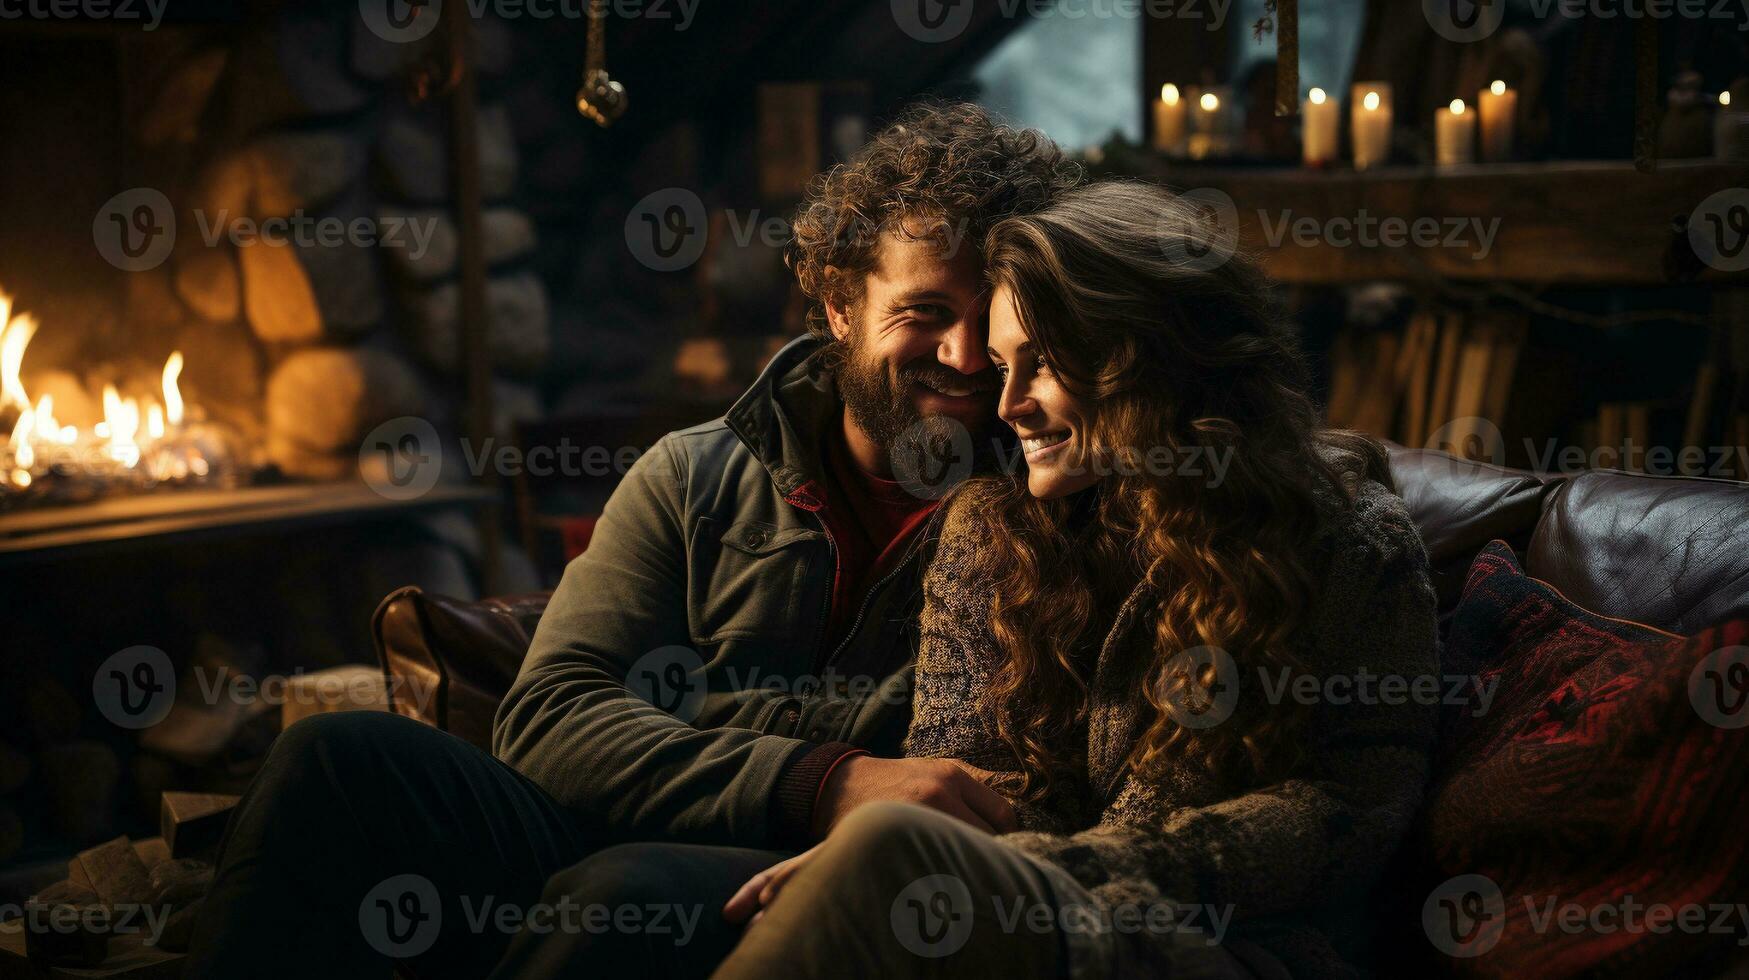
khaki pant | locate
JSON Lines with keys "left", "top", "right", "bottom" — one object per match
{"left": 713, "top": 802, "right": 1265, "bottom": 980}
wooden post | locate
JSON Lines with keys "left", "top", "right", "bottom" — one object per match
{"left": 443, "top": 3, "right": 503, "bottom": 596}
{"left": 1275, "top": 0, "right": 1299, "bottom": 118}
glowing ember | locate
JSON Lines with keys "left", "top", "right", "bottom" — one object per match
{"left": 0, "top": 287, "right": 228, "bottom": 504}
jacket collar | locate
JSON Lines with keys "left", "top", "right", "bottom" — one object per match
{"left": 723, "top": 334, "right": 840, "bottom": 498}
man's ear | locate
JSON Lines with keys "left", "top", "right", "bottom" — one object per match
{"left": 822, "top": 266, "right": 853, "bottom": 342}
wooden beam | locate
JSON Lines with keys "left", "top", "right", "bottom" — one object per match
{"left": 1140, "top": 160, "right": 1749, "bottom": 286}
{"left": 443, "top": 3, "right": 502, "bottom": 596}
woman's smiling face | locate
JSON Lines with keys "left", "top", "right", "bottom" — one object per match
{"left": 988, "top": 283, "right": 1099, "bottom": 500}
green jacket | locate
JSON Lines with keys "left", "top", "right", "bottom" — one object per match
{"left": 493, "top": 335, "right": 941, "bottom": 848}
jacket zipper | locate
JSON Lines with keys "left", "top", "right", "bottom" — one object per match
{"left": 822, "top": 548, "right": 919, "bottom": 670}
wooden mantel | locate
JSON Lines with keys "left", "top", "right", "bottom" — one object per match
{"left": 1134, "top": 160, "right": 1749, "bottom": 286}
{"left": 0, "top": 483, "right": 493, "bottom": 565}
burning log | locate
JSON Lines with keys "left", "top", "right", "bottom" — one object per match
{"left": 1, "top": 290, "right": 242, "bottom": 508}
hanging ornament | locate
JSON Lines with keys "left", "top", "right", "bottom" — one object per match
{"left": 576, "top": 0, "right": 627, "bottom": 127}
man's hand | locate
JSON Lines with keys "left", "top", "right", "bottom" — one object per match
{"left": 812, "top": 756, "right": 1017, "bottom": 838}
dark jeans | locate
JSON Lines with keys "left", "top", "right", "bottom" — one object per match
{"left": 185, "top": 712, "right": 788, "bottom": 980}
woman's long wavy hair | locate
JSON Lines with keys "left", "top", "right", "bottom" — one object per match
{"left": 966, "top": 181, "right": 1389, "bottom": 797}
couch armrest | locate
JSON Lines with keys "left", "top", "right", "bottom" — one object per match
{"left": 370, "top": 587, "right": 553, "bottom": 751}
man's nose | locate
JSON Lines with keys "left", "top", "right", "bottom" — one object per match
{"left": 937, "top": 317, "right": 990, "bottom": 375}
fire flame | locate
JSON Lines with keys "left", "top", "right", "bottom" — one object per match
{"left": 1, "top": 288, "right": 194, "bottom": 491}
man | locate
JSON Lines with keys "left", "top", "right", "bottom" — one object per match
{"left": 185, "top": 101, "right": 1080, "bottom": 980}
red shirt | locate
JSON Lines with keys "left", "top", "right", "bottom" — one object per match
{"left": 817, "top": 429, "right": 940, "bottom": 648}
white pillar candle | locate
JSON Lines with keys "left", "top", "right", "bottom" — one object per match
{"left": 1436, "top": 99, "right": 1475, "bottom": 166}
{"left": 1477, "top": 79, "right": 1517, "bottom": 162}
{"left": 1350, "top": 83, "right": 1392, "bottom": 171}
{"left": 1153, "top": 83, "right": 1188, "bottom": 157}
{"left": 1302, "top": 87, "right": 1339, "bottom": 166}
{"left": 1188, "top": 88, "right": 1230, "bottom": 160}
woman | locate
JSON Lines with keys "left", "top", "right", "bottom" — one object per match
{"left": 717, "top": 182, "right": 1439, "bottom": 979}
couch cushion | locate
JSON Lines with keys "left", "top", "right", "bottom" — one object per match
{"left": 1384, "top": 443, "right": 1564, "bottom": 617}
{"left": 1528, "top": 469, "right": 1749, "bottom": 636}
{"left": 1417, "top": 540, "right": 1749, "bottom": 977}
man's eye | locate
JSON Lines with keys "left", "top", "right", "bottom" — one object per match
{"left": 909, "top": 304, "right": 951, "bottom": 319}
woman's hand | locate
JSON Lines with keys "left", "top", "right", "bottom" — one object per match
{"left": 722, "top": 845, "right": 820, "bottom": 925}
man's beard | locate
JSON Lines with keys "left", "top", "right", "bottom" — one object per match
{"left": 833, "top": 330, "right": 996, "bottom": 452}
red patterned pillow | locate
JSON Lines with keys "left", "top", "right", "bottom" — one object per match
{"left": 1418, "top": 540, "right": 1749, "bottom": 978}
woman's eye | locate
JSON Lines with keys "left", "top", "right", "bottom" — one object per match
{"left": 994, "top": 364, "right": 1009, "bottom": 382}
{"left": 1034, "top": 356, "right": 1054, "bottom": 377}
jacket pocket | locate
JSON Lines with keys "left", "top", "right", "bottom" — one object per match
{"left": 687, "top": 517, "right": 818, "bottom": 644}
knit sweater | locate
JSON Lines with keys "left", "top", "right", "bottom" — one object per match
{"left": 903, "top": 462, "right": 1440, "bottom": 979}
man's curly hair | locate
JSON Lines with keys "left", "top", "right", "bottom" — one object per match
{"left": 787, "top": 102, "right": 1082, "bottom": 339}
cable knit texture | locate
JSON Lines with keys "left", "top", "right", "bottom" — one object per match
{"left": 904, "top": 456, "right": 1440, "bottom": 980}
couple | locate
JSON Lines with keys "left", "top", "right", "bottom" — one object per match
{"left": 187, "top": 102, "right": 1437, "bottom": 980}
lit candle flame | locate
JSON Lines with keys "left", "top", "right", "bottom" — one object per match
{"left": 1490, "top": 80, "right": 1507, "bottom": 96}
{"left": 1450, "top": 99, "right": 1466, "bottom": 115}
{"left": 1200, "top": 92, "right": 1219, "bottom": 112}
{"left": 1724, "top": 92, "right": 1733, "bottom": 108}
{"left": 1162, "top": 83, "right": 1180, "bottom": 105}
{"left": 1309, "top": 87, "right": 1327, "bottom": 106}
{"left": 1363, "top": 91, "right": 1381, "bottom": 112}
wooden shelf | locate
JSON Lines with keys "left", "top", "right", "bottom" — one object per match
{"left": 1126, "top": 159, "right": 1749, "bottom": 286}
{"left": 0, "top": 482, "right": 495, "bottom": 565}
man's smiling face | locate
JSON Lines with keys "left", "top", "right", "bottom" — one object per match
{"left": 828, "top": 227, "right": 999, "bottom": 461}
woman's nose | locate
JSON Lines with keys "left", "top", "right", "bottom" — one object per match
{"left": 997, "top": 377, "right": 1035, "bottom": 425}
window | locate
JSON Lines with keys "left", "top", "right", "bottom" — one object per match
{"left": 970, "top": 2, "right": 1142, "bottom": 151}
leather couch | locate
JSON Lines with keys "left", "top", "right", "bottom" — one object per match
{"left": 372, "top": 442, "right": 1749, "bottom": 751}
